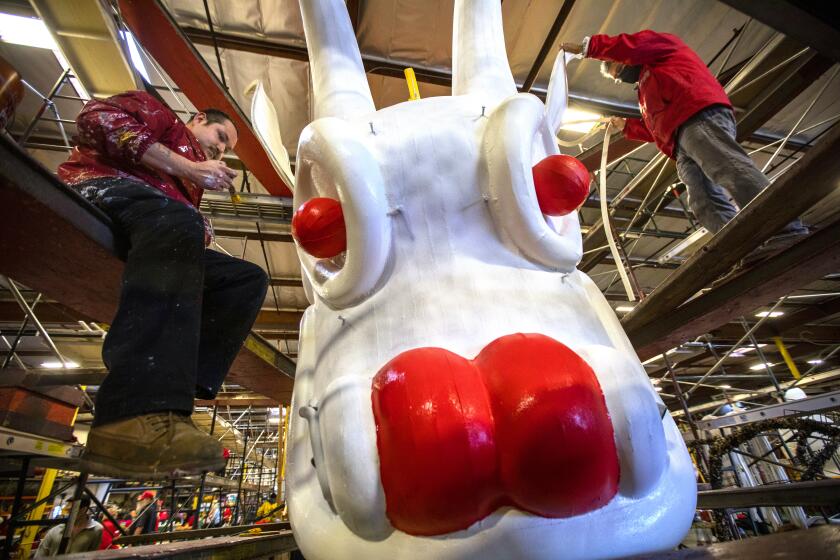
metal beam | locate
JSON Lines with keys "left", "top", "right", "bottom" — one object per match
{"left": 630, "top": 215, "right": 840, "bottom": 360}
{"left": 520, "top": 0, "right": 577, "bottom": 92}
{"left": 719, "top": 0, "right": 840, "bottom": 63}
{"left": 696, "top": 389, "right": 840, "bottom": 430}
{"left": 697, "top": 479, "right": 840, "bottom": 509}
{"left": 73, "top": 531, "right": 296, "bottom": 559}
{"left": 623, "top": 123, "right": 840, "bottom": 346}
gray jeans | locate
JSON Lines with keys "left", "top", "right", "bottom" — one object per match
{"left": 675, "top": 105, "right": 805, "bottom": 234}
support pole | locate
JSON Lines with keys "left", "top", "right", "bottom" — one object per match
{"left": 773, "top": 336, "right": 802, "bottom": 380}
{"left": 3, "top": 457, "right": 30, "bottom": 560}
{"left": 19, "top": 468, "right": 57, "bottom": 559}
{"left": 57, "top": 472, "right": 88, "bottom": 555}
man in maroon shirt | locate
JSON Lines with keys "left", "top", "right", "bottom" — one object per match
{"left": 562, "top": 31, "right": 806, "bottom": 245}
{"left": 59, "top": 91, "right": 268, "bottom": 476}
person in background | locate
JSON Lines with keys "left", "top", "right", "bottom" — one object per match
{"left": 132, "top": 491, "right": 158, "bottom": 535}
{"left": 256, "top": 492, "right": 279, "bottom": 523}
{"left": 35, "top": 496, "right": 103, "bottom": 557}
{"left": 58, "top": 90, "right": 269, "bottom": 476}
{"left": 99, "top": 503, "right": 121, "bottom": 550}
{"left": 562, "top": 31, "right": 808, "bottom": 254}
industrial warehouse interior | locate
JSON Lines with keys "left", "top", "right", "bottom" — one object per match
{"left": 0, "top": 0, "right": 839, "bottom": 558}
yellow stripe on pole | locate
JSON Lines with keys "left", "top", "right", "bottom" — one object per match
{"left": 404, "top": 68, "right": 421, "bottom": 101}
{"left": 773, "top": 336, "right": 801, "bottom": 379}
{"left": 20, "top": 468, "right": 58, "bottom": 559}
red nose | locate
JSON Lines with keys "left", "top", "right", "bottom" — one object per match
{"left": 371, "top": 333, "right": 619, "bottom": 536}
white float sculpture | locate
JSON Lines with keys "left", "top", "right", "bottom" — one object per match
{"left": 250, "top": 0, "right": 697, "bottom": 558}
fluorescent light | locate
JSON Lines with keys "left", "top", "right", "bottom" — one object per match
{"left": 750, "top": 363, "right": 773, "bottom": 371}
{"left": 559, "top": 107, "right": 604, "bottom": 133}
{"left": 41, "top": 361, "right": 80, "bottom": 369}
{"left": 755, "top": 311, "right": 784, "bottom": 318}
{"left": 0, "top": 13, "right": 57, "bottom": 49}
{"left": 120, "top": 30, "right": 150, "bottom": 82}
{"left": 650, "top": 378, "right": 660, "bottom": 385}
{"left": 615, "top": 305, "right": 635, "bottom": 312}
{"left": 658, "top": 227, "right": 710, "bottom": 263}
{"left": 807, "top": 359, "right": 824, "bottom": 365}
{"left": 719, "top": 384, "right": 732, "bottom": 389}
{"left": 654, "top": 386, "right": 663, "bottom": 392}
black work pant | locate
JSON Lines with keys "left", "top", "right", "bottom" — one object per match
{"left": 78, "top": 178, "right": 268, "bottom": 426}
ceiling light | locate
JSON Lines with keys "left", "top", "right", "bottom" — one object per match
{"left": 750, "top": 363, "right": 773, "bottom": 371}
{"left": 559, "top": 107, "right": 604, "bottom": 133}
{"left": 719, "top": 384, "right": 731, "bottom": 389}
{"left": 657, "top": 227, "right": 710, "bottom": 264}
{"left": 654, "top": 386, "right": 663, "bottom": 392}
{"left": 807, "top": 359, "right": 823, "bottom": 365}
{"left": 41, "top": 361, "right": 80, "bottom": 369}
{"left": 0, "top": 13, "right": 57, "bottom": 49}
{"left": 650, "top": 378, "right": 660, "bottom": 385}
{"left": 755, "top": 311, "right": 784, "bottom": 318}
{"left": 615, "top": 305, "right": 635, "bottom": 312}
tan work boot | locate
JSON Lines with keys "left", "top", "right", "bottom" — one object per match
{"left": 83, "top": 412, "right": 225, "bottom": 478}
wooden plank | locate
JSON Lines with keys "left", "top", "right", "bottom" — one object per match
{"left": 63, "top": 531, "right": 296, "bottom": 559}
{"left": 117, "top": 0, "right": 292, "bottom": 197}
{"left": 630, "top": 216, "right": 840, "bottom": 360}
{"left": 622, "top": 123, "right": 840, "bottom": 338}
{"left": 0, "top": 135, "right": 294, "bottom": 402}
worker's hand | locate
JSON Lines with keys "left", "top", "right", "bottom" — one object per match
{"left": 609, "top": 116, "right": 626, "bottom": 132}
{"left": 188, "top": 160, "right": 238, "bottom": 191}
{"left": 561, "top": 42, "right": 583, "bottom": 55}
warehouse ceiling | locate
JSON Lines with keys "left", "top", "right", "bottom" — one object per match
{"left": 1, "top": 0, "right": 839, "bottom": 437}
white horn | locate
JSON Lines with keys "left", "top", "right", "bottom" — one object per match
{"left": 452, "top": 0, "right": 516, "bottom": 103}
{"left": 299, "top": 0, "right": 375, "bottom": 120}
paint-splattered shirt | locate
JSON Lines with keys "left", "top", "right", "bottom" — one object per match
{"left": 58, "top": 90, "right": 207, "bottom": 210}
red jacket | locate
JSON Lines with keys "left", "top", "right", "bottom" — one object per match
{"left": 58, "top": 91, "right": 207, "bottom": 211}
{"left": 587, "top": 31, "right": 732, "bottom": 158}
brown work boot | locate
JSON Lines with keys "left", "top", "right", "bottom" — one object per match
{"left": 83, "top": 412, "right": 225, "bottom": 478}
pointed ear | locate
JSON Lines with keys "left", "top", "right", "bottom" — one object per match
{"left": 544, "top": 51, "right": 575, "bottom": 136}
{"left": 246, "top": 80, "right": 296, "bottom": 190}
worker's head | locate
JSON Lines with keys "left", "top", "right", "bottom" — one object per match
{"left": 187, "top": 108, "right": 238, "bottom": 161}
{"left": 600, "top": 61, "right": 642, "bottom": 84}
{"left": 270, "top": 492, "right": 277, "bottom": 501}
{"left": 67, "top": 495, "right": 92, "bottom": 522}
{"left": 137, "top": 490, "right": 155, "bottom": 506}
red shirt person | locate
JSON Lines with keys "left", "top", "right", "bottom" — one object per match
{"left": 61, "top": 91, "right": 269, "bottom": 477}
{"left": 562, "top": 31, "right": 807, "bottom": 242}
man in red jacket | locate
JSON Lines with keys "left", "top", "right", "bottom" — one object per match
{"left": 562, "top": 31, "right": 806, "bottom": 241}
{"left": 59, "top": 91, "right": 268, "bottom": 476}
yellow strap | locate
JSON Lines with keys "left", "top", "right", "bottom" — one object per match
{"left": 404, "top": 68, "right": 421, "bottom": 101}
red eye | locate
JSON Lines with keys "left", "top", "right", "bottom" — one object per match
{"left": 292, "top": 197, "right": 347, "bottom": 258}
{"left": 532, "top": 155, "right": 591, "bottom": 216}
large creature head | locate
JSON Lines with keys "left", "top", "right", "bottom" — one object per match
{"left": 251, "top": 1, "right": 697, "bottom": 558}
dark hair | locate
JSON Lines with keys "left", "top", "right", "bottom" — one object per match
{"left": 190, "top": 108, "right": 236, "bottom": 130}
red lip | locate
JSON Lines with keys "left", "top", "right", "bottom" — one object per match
{"left": 371, "top": 333, "right": 619, "bottom": 536}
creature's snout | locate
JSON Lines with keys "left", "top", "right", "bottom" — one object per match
{"left": 372, "top": 333, "right": 620, "bottom": 535}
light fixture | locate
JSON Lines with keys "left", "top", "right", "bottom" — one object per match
{"left": 40, "top": 360, "right": 80, "bottom": 369}
{"left": 0, "top": 13, "right": 57, "bottom": 49}
{"left": 657, "top": 227, "right": 711, "bottom": 263}
{"left": 615, "top": 305, "right": 635, "bottom": 312}
{"left": 650, "top": 378, "right": 660, "bottom": 385}
{"left": 750, "top": 363, "right": 773, "bottom": 371}
{"left": 755, "top": 310, "right": 784, "bottom": 318}
{"left": 719, "top": 384, "right": 731, "bottom": 389}
{"left": 559, "top": 107, "right": 604, "bottom": 133}
{"left": 807, "top": 359, "right": 824, "bottom": 365}
{"left": 654, "top": 386, "right": 663, "bottom": 392}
